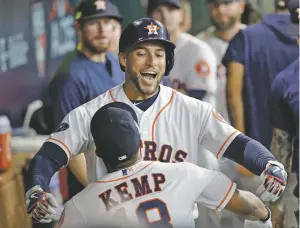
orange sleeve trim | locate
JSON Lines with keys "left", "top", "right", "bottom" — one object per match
{"left": 95, "top": 161, "right": 155, "bottom": 183}
{"left": 47, "top": 137, "right": 72, "bottom": 158}
{"left": 216, "top": 130, "right": 239, "bottom": 159}
{"left": 151, "top": 90, "right": 175, "bottom": 141}
{"left": 216, "top": 181, "right": 234, "bottom": 211}
{"left": 109, "top": 90, "right": 117, "bottom": 102}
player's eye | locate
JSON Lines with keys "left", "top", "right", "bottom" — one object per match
{"left": 156, "top": 53, "right": 165, "bottom": 58}
{"left": 137, "top": 52, "right": 147, "bottom": 57}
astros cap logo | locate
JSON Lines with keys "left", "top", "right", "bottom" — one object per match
{"left": 94, "top": 0, "right": 106, "bottom": 10}
{"left": 144, "top": 22, "right": 160, "bottom": 35}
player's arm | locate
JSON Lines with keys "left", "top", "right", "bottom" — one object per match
{"left": 68, "top": 153, "right": 88, "bottom": 187}
{"left": 55, "top": 199, "right": 86, "bottom": 228}
{"left": 24, "top": 106, "right": 90, "bottom": 222}
{"left": 185, "top": 163, "right": 271, "bottom": 223}
{"left": 199, "top": 103, "right": 287, "bottom": 202}
{"left": 223, "top": 30, "right": 245, "bottom": 133}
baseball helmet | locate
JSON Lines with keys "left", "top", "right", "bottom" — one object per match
{"left": 119, "top": 18, "right": 176, "bottom": 76}
{"left": 74, "top": 0, "right": 123, "bottom": 22}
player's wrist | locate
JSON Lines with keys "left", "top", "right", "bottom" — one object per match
{"left": 259, "top": 206, "right": 271, "bottom": 223}
{"left": 25, "top": 185, "right": 43, "bottom": 199}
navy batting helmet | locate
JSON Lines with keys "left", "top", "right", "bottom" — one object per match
{"left": 119, "top": 18, "right": 175, "bottom": 76}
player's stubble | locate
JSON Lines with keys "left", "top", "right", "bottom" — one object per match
{"left": 82, "top": 32, "right": 110, "bottom": 54}
{"left": 211, "top": 11, "right": 241, "bottom": 31}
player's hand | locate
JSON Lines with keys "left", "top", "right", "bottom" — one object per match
{"left": 25, "top": 185, "right": 58, "bottom": 223}
{"left": 244, "top": 218, "right": 273, "bottom": 228}
{"left": 256, "top": 161, "right": 287, "bottom": 203}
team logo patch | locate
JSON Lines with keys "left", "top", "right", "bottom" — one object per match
{"left": 144, "top": 22, "right": 160, "bottom": 35}
{"left": 195, "top": 60, "right": 210, "bottom": 77}
{"left": 54, "top": 123, "right": 69, "bottom": 133}
{"left": 212, "top": 111, "right": 228, "bottom": 124}
{"left": 94, "top": 0, "right": 106, "bottom": 10}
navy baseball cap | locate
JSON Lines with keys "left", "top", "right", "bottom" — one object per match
{"left": 147, "top": 0, "right": 181, "bottom": 14}
{"left": 74, "top": 0, "right": 123, "bottom": 22}
{"left": 287, "top": 0, "right": 299, "bottom": 36}
{"left": 91, "top": 102, "right": 140, "bottom": 167}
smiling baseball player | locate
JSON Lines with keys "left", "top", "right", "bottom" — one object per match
{"left": 24, "top": 18, "right": 287, "bottom": 223}
{"left": 56, "top": 102, "right": 272, "bottom": 228}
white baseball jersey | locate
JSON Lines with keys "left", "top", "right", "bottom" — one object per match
{"left": 56, "top": 161, "right": 237, "bottom": 228}
{"left": 196, "top": 26, "right": 246, "bottom": 123}
{"left": 47, "top": 84, "right": 240, "bottom": 183}
{"left": 169, "top": 32, "right": 217, "bottom": 108}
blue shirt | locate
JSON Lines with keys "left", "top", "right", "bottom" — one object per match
{"left": 49, "top": 51, "right": 124, "bottom": 126}
{"left": 269, "top": 58, "right": 299, "bottom": 174}
{"left": 223, "top": 13, "right": 299, "bottom": 148}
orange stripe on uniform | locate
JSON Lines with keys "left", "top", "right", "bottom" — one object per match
{"left": 216, "top": 181, "right": 234, "bottom": 211}
{"left": 47, "top": 137, "right": 72, "bottom": 158}
{"left": 95, "top": 161, "right": 155, "bottom": 183}
{"left": 109, "top": 90, "right": 117, "bottom": 102}
{"left": 151, "top": 90, "right": 175, "bottom": 141}
{"left": 216, "top": 130, "right": 239, "bottom": 159}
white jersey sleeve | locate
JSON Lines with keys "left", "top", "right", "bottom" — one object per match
{"left": 46, "top": 105, "right": 90, "bottom": 161}
{"left": 199, "top": 103, "right": 241, "bottom": 159}
{"left": 184, "top": 162, "right": 237, "bottom": 212}
{"left": 55, "top": 199, "right": 86, "bottom": 228}
{"left": 187, "top": 41, "right": 217, "bottom": 94}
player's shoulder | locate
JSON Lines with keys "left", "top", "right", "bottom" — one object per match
{"left": 167, "top": 86, "right": 213, "bottom": 113}
{"left": 66, "top": 84, "right": 123, "bottom": 118}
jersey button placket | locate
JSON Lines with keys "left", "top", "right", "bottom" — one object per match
{"left": 140, "top": 116, "right": 149, "bottom": 136}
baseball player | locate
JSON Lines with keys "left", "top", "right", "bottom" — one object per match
{"left": 148, "top": 0, "right": 218, "bottom": 108}
{"left": 56, "top": 102, "right": 273, "bottom": 228}
{"left": 24, "top": 18, "right": 287, "bottom": 223}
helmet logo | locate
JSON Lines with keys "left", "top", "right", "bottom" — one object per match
{"left": 94, "top": 0, "right": 106, "bottom": 10}
{"left": 144, "top": 22, "right": 160, "bottom": 35}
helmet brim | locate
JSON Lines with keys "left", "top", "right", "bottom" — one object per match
{"left": 119, "top": 36, "right": 175, "bottom": 53}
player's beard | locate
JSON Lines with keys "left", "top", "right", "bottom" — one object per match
{"left": 129, "top": 71, "right": 162, "bottom": 97}
{"left": 82, "top": 34, "right": 110, "bottom": 54}
{"left": 211, "top": 14, "right": 240, "bottom": 31}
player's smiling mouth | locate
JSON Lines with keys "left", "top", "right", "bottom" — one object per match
{"left": 140, "top": 71, "right": 157, "bottom": 80}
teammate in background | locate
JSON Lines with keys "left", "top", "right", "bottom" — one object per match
{"left": 196, "top": 0, "right": 246, "bottom": 125}
{"left": 222, "top": 0, "right": 299, "bottom": 149}
{"left": 148, "top": 0, "right": 218, "bottom": 108}
{"left": 56, "top": 102, "right": 273, "bottom": 228}
{"left": 269, "top": 1, "right": 299, "bottom": 226}
{"left": 24, "top": 18, "right": 287, "bottom": 224}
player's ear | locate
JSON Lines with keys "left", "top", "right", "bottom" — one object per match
{"left": 119, "top": 52, "right": 127, "bottom": 69}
